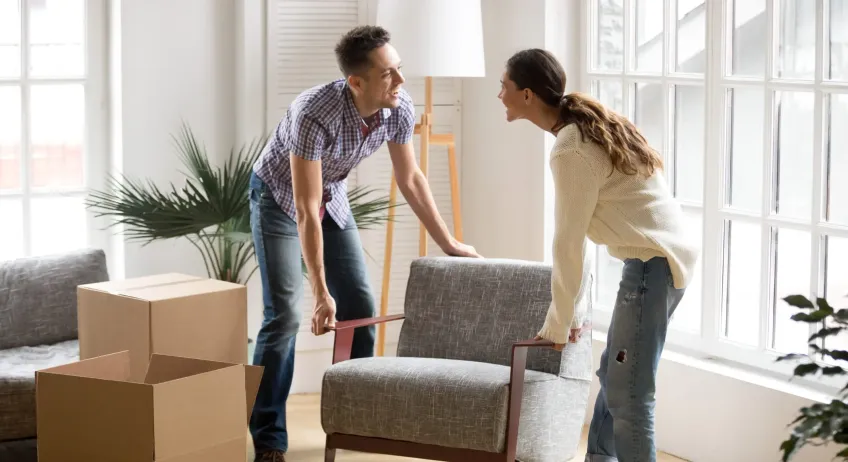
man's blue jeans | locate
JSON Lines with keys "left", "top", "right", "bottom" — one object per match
{"left": 247, "top": 172, "right": 376, "bottom": 453}
{"left": 585, "top": 257, "right": 685, "bottom": 462}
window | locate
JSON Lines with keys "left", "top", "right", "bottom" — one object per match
{"left": 584, "top": 0, "right": 848, "bottom": 388}
{"left": 0, "top": 0, "right": 106, "bottom": 262}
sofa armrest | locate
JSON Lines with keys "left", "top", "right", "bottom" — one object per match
{"left": 506, "top": 338, "right": 556, "bottom": 460}
{"left": 328, "top": 314, "right": 406, "bottom": 364}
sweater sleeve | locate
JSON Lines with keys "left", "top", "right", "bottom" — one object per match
{"left": 537, "top": 149, "right": 600, "bottom": 344}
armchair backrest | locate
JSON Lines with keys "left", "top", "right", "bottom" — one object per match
{"left": 396, "top": 257, "right": 593, "bottom": 379}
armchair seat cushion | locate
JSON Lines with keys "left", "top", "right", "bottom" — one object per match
{"left": 0, "top": 340, "right": 79, "bottom": 442}
{"left": 321, "top": 356, "right": 568, "bottom": 454}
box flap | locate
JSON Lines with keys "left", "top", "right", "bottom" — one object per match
{"left": 144, "top": 354, "right": 238, "bottom": 385}
{"left": 152, "top": 365, "right": 244, "bottom": 460}
{"left": 78, "top": 273, "right": 201, "bottom": 294}
{"left": 37, "top": 361, "right": 153, "bottom": 462}
{"left": 130, "top": 278, "right": 244, "bottom": 302}
{"left": 244, "top": 365, "right": 264, "bottom": 422}
{"left": 38, "top": 350, "right": 132, "bottom": 381}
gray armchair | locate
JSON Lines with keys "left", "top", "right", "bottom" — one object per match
{"left": 321, "top": 256, "right": 593, "bottom": 462}
{"left": 0, "top": 248, "right": 109, "bottom": 462}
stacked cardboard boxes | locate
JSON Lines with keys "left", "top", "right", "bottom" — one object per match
{"left": 35, "top": 273, "right": 261, "bottom": 461}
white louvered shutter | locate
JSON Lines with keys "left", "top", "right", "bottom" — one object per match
{"left": 265, "top": 0, "right": 463, "bottom": 342}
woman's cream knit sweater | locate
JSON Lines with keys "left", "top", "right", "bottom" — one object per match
{"left": 537, "top": 124, "right": 701, "bottom": 344}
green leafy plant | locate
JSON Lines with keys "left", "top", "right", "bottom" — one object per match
{"left": 85, "top": 123, "right": 399, "bottom": 284}
{"left": 777, "top": 294, "right": 848, "bottom": 461}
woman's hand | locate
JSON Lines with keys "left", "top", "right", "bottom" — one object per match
{"left": 534, "top": 322, "right": 590, "bottom": 351}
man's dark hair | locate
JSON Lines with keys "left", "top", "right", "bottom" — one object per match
{"left": 334, "top": 25, "right": 391, "bottom": 76}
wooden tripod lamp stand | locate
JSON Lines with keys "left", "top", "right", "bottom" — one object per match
{"left": 374, "top": 0, "right": 486, "bottom": 356}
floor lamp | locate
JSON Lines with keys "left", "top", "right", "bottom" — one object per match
{"left": 374, "top": 0, "right": 486, "bottom": 356}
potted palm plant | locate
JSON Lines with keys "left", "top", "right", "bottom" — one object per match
{"left": 85, "top": 123, "right": 398, "bottom": 285}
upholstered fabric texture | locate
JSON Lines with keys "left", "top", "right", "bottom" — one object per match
{"left": 0, "top": 340, "right": 79, "bottom": 442}
{"left": 396, "top": 257, "right": 593, "bottom": 379}
{"left": 321, "top": 257, "right": 594, "bottom": 461}
{"left": 0, "top": 248, "right": 109, "bottom": 350}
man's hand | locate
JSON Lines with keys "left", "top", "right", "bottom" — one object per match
{"left": 443, "top": 240, "right": 482, "bottom": 258}
{"left": 312, "top": 294, "right": 337, "bottom": 335}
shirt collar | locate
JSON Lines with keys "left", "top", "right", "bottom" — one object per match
{"left": 342, "top": 83, "right": 393, "bottom": 128}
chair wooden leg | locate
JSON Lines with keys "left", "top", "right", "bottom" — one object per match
{"left": 324, "top": 446, "right": 336, "bottom": 462}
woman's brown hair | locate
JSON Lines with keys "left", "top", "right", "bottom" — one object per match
{"left": 506, "top": 48, "right": 663, "bottom": 176}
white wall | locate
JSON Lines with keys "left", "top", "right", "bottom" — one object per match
{"left": 108, "top": 0, "right": 237, "bottom": 281}
{"left": 461, "top": 0, "right": 549, "bottom": 261}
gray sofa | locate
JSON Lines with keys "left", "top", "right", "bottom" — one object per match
{"left": 321, "top": 256, "right": 594, "bottom": 462}
{"left": 0, "top": 248, "right": 109, "bottom": 461}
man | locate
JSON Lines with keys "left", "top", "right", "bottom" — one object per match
{"left": 248, "top": 25, "right": 480, "bottom": 461}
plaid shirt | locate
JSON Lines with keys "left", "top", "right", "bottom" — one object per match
{"left": 253, "top": 79, "right": 416, "bottom": 228}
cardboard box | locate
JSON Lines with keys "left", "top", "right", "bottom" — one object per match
{"left": 78, "top": 273, "right": 247, "bottom": 381}
{"left": 36, "top": 351, "right": 263, "bottom": 462}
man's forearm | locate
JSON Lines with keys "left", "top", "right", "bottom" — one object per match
{"left": 397, "top": 171, "right": 456, "bottom": 251}
{"left": 296, "top": 210, "right": 329, "bottom": 299}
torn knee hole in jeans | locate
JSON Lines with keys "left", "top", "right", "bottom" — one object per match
{"left": 615, "top": 349, "right": 627, "bottom": 363}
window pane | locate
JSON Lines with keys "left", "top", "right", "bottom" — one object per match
{"left": 777, "top": 0, "right": 816, "bottom": 80}
{"left": 827, "top": 93, "right": 848, "bottom": 225}
{"left": 592, "top": 80, "right": 624, "bottom": 113}
{"left": 673, "top": 85, "right": 704, "bottom": 203}
{"left": 0, "top": 198, "right": 24, "bottom": 261}
{"left": 727, "top": 88, "right": 765, "bottom": 212}
{"left": 772, "top": 228, "right": 811, "bottom": 354}
{"left": 823, "top": 235, "right": 848, "bottom": 355}
{"left": 829, "top": 0, "right": 848, "bottom": 81}
{"left": 0, "top": 86, "right": 21, "bottom": 192}
{"left": 596, "top": 246, "right": 624, "bottom": 311}
{"left": 0, "top": 0, "right": 21, "bottom": 78}
{"left": 595, "top": 0, "right": 625, "bottom": 71}
{"left": 675, "top": 0, "right": 706, "bottom": 73}
{"left": 671, "top": 209, "right": 702, "bottom": 333}
{"left": 30, "top": 196, "right": 86, "bottom": 256}
{"left": 28, "top": 0, "right": 84, "bottom": 78}
{"left": 724, "top": 220, "right": 762, "bottom": 346}
{"left": 30, "top": 84, "right": 84, "bottom": 190}
{"left": 635, "top": 0, "right": 663, "bottom": 73}
{"left": 634, "top": 82, "right": 664, "bottom": 157}
{"left": 775, "top": 91, "right": 814, "bottom": 219}
{"left": 731, "top": 0, "right": 767, "bottom": 77}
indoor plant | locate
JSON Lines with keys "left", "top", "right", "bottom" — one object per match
{"left": 85, "top": 123, "right": 398, "bottom": 285}
{"left": 777, "top": 294, "right": 848, "bottom": 461}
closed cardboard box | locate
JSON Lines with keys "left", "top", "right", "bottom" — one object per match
{"left": 78, "top": 273, "right": 247, "bottom": 381}
{"left": 36, "top": 351, "right": 263, "bottom": 462}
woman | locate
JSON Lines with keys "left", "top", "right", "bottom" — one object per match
{"left": 499, "top": 49, "right": 699, "bottom": 462}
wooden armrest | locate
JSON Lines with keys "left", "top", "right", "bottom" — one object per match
{"left": 330, "top": 314, "right": 406, "bottom": 364}
{"left": 505, "top": 337, "right": 557, "bottom": 460}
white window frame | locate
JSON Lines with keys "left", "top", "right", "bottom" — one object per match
{"left": 581, "top": 0, "right": 848, "bottom": 393}
{"left": 0, "top": 0, "right": 108, "bottom": 260}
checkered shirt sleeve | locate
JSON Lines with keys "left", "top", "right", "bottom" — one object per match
{"left": 289, "top": 112, "right": 329, "bottom": 161}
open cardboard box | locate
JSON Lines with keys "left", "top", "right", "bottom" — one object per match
{"left": 36, "top": 350, "right": 263, "bottom": 462}
{"left": 77, "top": 273, "right": 248, "bottom": 381}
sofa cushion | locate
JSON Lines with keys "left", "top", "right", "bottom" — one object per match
{"left": 0, "top": 340, "right": 79, "bottom": 442}
{"left": 0, "top": 248, "right": 108, "bottom": 350}
{"left": 321, "top": 356, "right": 572, "bottom": 454}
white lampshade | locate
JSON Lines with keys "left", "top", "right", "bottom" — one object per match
{"left": 375, "top": 0, "right": 486, "bottom": 78}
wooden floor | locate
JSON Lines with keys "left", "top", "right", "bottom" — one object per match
{"left": 248, "top": 394, "right": 685, "bottom": 462}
